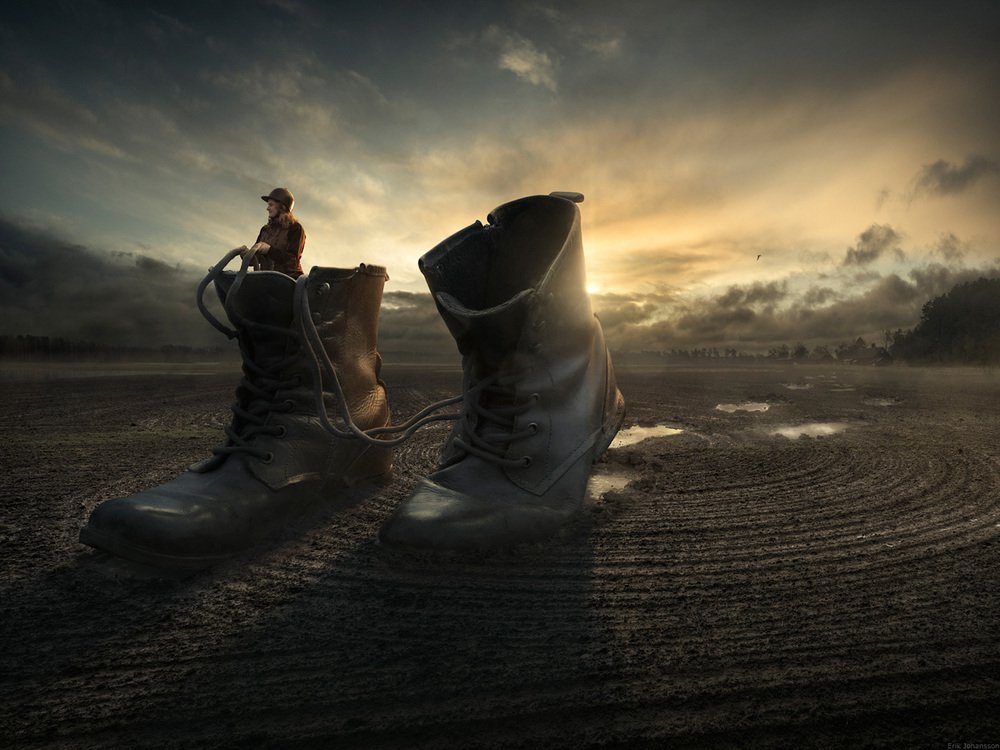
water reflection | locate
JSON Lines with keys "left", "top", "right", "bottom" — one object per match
{"left": 715, "top": 402, "right": 770, "bottom": 413}
{"left": 587, "top": 470, "right": 634, "bottom": 499}
{"left": 863, "top": 397, "right": 900, "bottom": 407}
{"left": 610, "top": 424, "right": 683, "bottom": 448}
{"left": 769, "top": 422, "right": 850, "bottom": 439}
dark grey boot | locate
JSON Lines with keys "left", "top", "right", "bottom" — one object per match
{"left": 378, "top": 193, "right": 625, "bottom": 552}
{"left": 80, "top": 264, "right": 393, "bottom": 569}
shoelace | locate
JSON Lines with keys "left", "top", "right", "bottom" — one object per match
{"left": 451, "top": 367, "right": 540, "bottom": 468}
{"left": 211, "top": 353, "right": 301, "bottom": 462}
{"left": 196, "top": 248, "right": 462, "bottom": 451}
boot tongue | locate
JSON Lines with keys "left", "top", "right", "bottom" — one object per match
{"left": 215, "top": 272, "right": 296, "bottom": 367}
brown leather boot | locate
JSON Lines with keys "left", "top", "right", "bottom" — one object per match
{"left": 80, "top": 263, "right": 393, "bottom": 569}
{"left": 379, "top": 193, "right": 625, "bottom": 552}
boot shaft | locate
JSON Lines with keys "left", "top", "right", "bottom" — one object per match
{"left": 307, "top": 264, "right": 388, "bottom": 414}
{"left": 419, "top": 194, "right": 593, "bottom": 368}
{"left": 215, "top": 265, "right": 388, "bottom": 411}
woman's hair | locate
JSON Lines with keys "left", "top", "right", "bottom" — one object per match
{"left": 273, "top": 208, "right": 297, "bottom": 227}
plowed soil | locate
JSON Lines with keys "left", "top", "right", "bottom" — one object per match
{"left": 1, "top": 362, "right": 998, "bottom": 749}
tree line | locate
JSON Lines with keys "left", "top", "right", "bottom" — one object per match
{"left": 885, "top": 277, "right": 1000, "bottom": 364}
{"left": 0, "top": 334, "right": 233, "bottom": 362}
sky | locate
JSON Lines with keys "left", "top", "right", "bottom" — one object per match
{"left": 1, "top": 0, "right": 998, "bottom": 354}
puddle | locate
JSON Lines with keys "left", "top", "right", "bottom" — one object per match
{"left": 769, "top": 422, "right": 850, "bottom": 439}
{"left": 782, "top": 383, "right": 812, "bottom": 390}
{"left": 610, "top": 424, "right": 683, "bottom": 448}
{"left": 587, "top": 470, "right": 634, "bottom": 498}
{"left": 715, "top": 402, "right": 770, "bottom": 413}
{"left": 830, "top": 387, "right": 856, "bottom": 392}
{"left": 863, "top": 397, "right": 900, "bottom": 407}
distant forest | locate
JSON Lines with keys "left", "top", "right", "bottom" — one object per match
{"left": 884, "top": 277, "right": 1000, "bottom": 364}
{"left": 0, "top": 336, "right": 233, "bottom": 362}
{"left": 2, "top": 277, "right": 998, "bottom": 365}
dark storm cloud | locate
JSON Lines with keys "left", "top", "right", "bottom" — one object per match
{"left": 592, "top": 293, "right": 662, "bottom": 330}
{"left": 716, "top": 281, "right": 788, "bottom": 308}
{"left": 912, "top": 155, "right": 1000, "bottom": 197}
{"left": 592, "top": 264, "right": 1000, "bottom": 352}
{"left": 0, "top": 218, "right": 455, "bottom": 357}
{"left": 802, "top": 286, "right": 839, "bottom": 307}
{"left": 0, "top": 219, "right": 225, "bottom": 348}
{"left": 842, "top": 224, "right": 904, "bottom": 266}
{"left": 933, "top": 233, "right": 967, "bottom": 262}
{"left": 376, "top": 291, "right": 454, "bottom": 357}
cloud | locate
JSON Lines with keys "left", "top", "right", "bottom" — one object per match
{"left": 716, "top": 281, "right": 788, "bottom": 308}
{"left": 261, "top": 0, "right": 308, "bottom": 16}
{"left": 801, "top": 286, "right": 839, "bottom": 306}
{"left": 591, "top": 263, "right": 1000, "bottom": 352}
{"left": 842, "top": 224, "right": 904, "bottom": 266}
{"left": 0, "top": 72, "right": 128, "bottom": 159}
{"left": 933, "top": 232, "right": 966, "bottom": 262}
{"left": 483, "top": 26, "right": 557, "bottom": 91}
{"left": 0, "top": 218, "right": 457, "bottom": 357}
{"left": 582, "top": 34, "right": 623, "bottom": 60}
{"left": 0, "top": 219, "right": 224, "bottom": 348}
{"left": 376, "top": 291, "right": 453, "bottom": 357}
{"left": 912, "top": 155, "right": 1000, "bottom": 197}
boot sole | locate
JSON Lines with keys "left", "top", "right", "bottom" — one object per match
{"left": 593, "top": 388, "right": 627, "bottom": 463}
{"left": 79, "top": 471, "right": 393, "bottom": 572}
{"left": 78, "top": 525, "right": 235, "bottom": 571}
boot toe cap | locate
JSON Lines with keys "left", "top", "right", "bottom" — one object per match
{"left": 80, "top": 485, "right": 244, "bottom": 569}
{"left": 378, "top": 478, "right": 570, "bottom": 553}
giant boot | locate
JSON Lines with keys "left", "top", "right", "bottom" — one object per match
{"left": 80, "top": 263, "right": 393, "bottom": 569}
{"left": 379, "top": 192, "right": 625, "bottom": 552}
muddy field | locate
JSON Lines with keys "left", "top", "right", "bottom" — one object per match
{"left": 1, "top": 361, "right": 998, "bottom": 749}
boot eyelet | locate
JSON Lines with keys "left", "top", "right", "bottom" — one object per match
{"left": 261, "top": 452, "right": 275, "bottom": 464}
{"left": 528, "top": 422, "right": 539, "bottom": 434}
{"left": 530, "top": 393, "right": 541, "bottom": 403}
{"left": 316, "top": 282, "right": 331, "bottom": 295}
{"left": 521, "top": 456, "right": 533, "bottom": 467}
{"left": 274, "top": 425, "right": 287, "bottom": 438}
{"left": 283, "top": 400, "right": 295, "bottom": 412}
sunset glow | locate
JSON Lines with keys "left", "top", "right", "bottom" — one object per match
{"left": 1, "top": 1, "right": 998, "bottom": 353}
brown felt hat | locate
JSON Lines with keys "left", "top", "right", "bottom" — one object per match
{"left": 261, "top": 187, "right": 294, "bottom": 211}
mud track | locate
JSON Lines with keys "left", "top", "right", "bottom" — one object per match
{"left": 1, "top": 362, "right": 998, "bottom": 748}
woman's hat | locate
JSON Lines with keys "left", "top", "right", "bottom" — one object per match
{"left": 261, "top": 187, "right": 294, "bottom": 211}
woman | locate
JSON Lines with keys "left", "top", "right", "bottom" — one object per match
{"left": 247, "top": 187, "right": 306, "bottom": 277}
